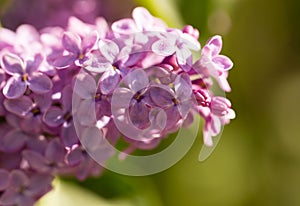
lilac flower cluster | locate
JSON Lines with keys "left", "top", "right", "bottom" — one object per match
{"left": 2, "top": 0, "right": 134, "bottom": 29}
{"left": 0, "top": 7, "right": 235, "bottom": 205}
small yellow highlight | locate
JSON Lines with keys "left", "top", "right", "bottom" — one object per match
{"left": 78, "top": 53, "right": 84, "bottom": 60}
{"left": 22, "top": 74, "right": 28, "bottom": 82}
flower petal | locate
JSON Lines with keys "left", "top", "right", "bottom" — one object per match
{"left": 111, "top": 18, "right": 139, "bottom": 34}
{"left": 181, "top": 33, "right": 201, "bottom": 51}
{"left": 98, "top": 39, "right": 119, "bottom": 63}
{"left": 43, "top": 107, "right": 65, "bottom": 127}
{"left": 61, "top": 123, "right": 79, "bottom": 147}
{"left": 81, "top": 31, "right": 98, "bottom": 53}
{"left": 0, "top": 189, "right": 18, "bottom": 205}
{"left": 1, "top": 53, "right": 24, "bottom": 75}
{"left": 2, "top": 76, "right": 26, "bottom": 99}
{"left": 213, "top": 55, "right": 233, "bottom": 71}
{"left": 84, "top": 50, "right": 112, "bottom": 73}
{"left": 76, "top": 99, "right": 97, "bottom": 126}
{"left": 99, "top": 69, "right": 120, "bottom": 95}
{"left": 25, "top": 53, "right": 43, "bottom": 74}
{"left": 149, "top": 85, "right": 174, "bottom": 107}
{"left": 206, "top": 35, "right": 223, "bottom": 56}
{"left": 164, "top": 106, "right": 181, "bottom": 132}
{"left": 22, "top": 150, "right": 49, "bottom": 173}
{"left": 3, "top": 96, "right": 33, "bottom": 117}
{"left": 132, "top": 7, "right": 153, "bottom": 31}
{"left": 52, "top": 54, "right": 77, "bottom": 69}
{"left": 62, "top": 32, "right": 81, "bottom": 54}
{"left": 176, "top": 47, "right": 192, "bottom": 66}
{"left": 1, "top": 130, "right": 27, "bottom": 153}
{"left": 26, "top": 173, "right": 53, "bottom": 197}
{"left": 127, "top": 69, "right": 149, "bottom": 92}
{"left": 216, "top": 72, "right": 231, "bottom": 92}
{"left": 66, "top": 147, "right": 83, "bottom": 166}
{"left": 0, "top": 169, "right": 10, "bottom": 191}
{"left": 174, "top": 73, "right": 192, "bottom": 100}
{"left": 45, "top": 138, "right": 66, "bottom": 163}
{"left": 73, "top": 72, "right": 96, "bottom": 99}
{"left": 81, "top": 126, "right": 103, "bottom": 151}
{"left": 129, "top": 101, "right": 150, "bottom": 129}
{"left": 62, "top": 85, "right": 73, "bottom": 112}
{"left": 152, "top": 39, "right": 176, "bottom": 56}
{"left": 28, "top": 72, "right": 53, "bottom": 94}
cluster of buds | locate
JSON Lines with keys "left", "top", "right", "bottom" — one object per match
{"left": 0, "top": 7, "right": 235, "bottom": 205}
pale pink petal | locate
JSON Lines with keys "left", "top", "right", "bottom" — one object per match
{"left": 206, "top": 35, "right": 223, "bottom": 56}
{"left": 152, "top": 39, "right": 176, "bottom": 56}
{"left": 98, "top": 39, "right": 119, "bottom": 63}
{"left": 111, "top": 18, "right": 139, "bottom": 35}
{"left": 1, "top": 53, "right": 24, "bottom": 75}
{"left": 62, "top": 32, "right": 81, "bottom": 54}
{"left": 213, "top": 55, "right": 233, "bottom": 70}
{"left": 81, "top": 31, "right": 98, "bottom": 53}
{"left": 132, "top": 7, "right": 153, "bottom": 31}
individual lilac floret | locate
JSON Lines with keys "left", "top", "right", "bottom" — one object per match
{"left": 43, "top": 86, "right": 79, "bottom": 148}
{"left": 73, "top": 71, "right": 112, "bottom": 127}
{"left": 4, "top": 94, "right": 52, "bottom": 133}
{"left": 0, "top": 125, "right": 28, "bottom": 154}
{"left": 111, "top": 7, "right": 167, "bottom": 35}
{"left": 197, "top": 96, "right": 235, "bottom": 146}
{"left": 84, "top": 39, "right": 130, "bottom": 94}
{"left": 193, "top": 35, "right": 233, "bottom": 92}
{"left": 22, "top": 138, "right": 67, "bottom": 174}
{"left": 149, "top": 73, "right": 194, "bottom": 133}
{"left": 182, "top": 25, "right": 200, "bottom": 40}
{"left": 152, "top": 29, "right": 201, "bottom": 72}
{"left": 210, "top": 96, "right": 235, "bottom": 119}
{"left": 52, "top": 31, "right": 98, "bottom": 68}
{"left": 0, "top": 170, "right": 53, "bottom": 206}
{"left": 1, "top": 53, "right": 53, "bottom": 99}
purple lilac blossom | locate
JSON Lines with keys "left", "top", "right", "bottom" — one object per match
{"left": 0, "top": 7, "right": 235, "bottom": 204}
{"left": 1, "top": 0, "right": 135, "bottom": 30}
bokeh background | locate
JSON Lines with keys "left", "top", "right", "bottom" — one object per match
{"left": 1, "top": 0, "right": 300, "bottom": 205}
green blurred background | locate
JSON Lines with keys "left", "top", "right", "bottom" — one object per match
{"left": 1, "top": 0, "right": 300, "bottom": 205}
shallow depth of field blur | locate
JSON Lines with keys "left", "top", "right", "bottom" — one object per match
{"left": 1, "top": 0, "right": 300, "bottom": 205}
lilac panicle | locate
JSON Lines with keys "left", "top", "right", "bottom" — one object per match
{"left": 0, "top": 6, "right": 235, "bottom": 204}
